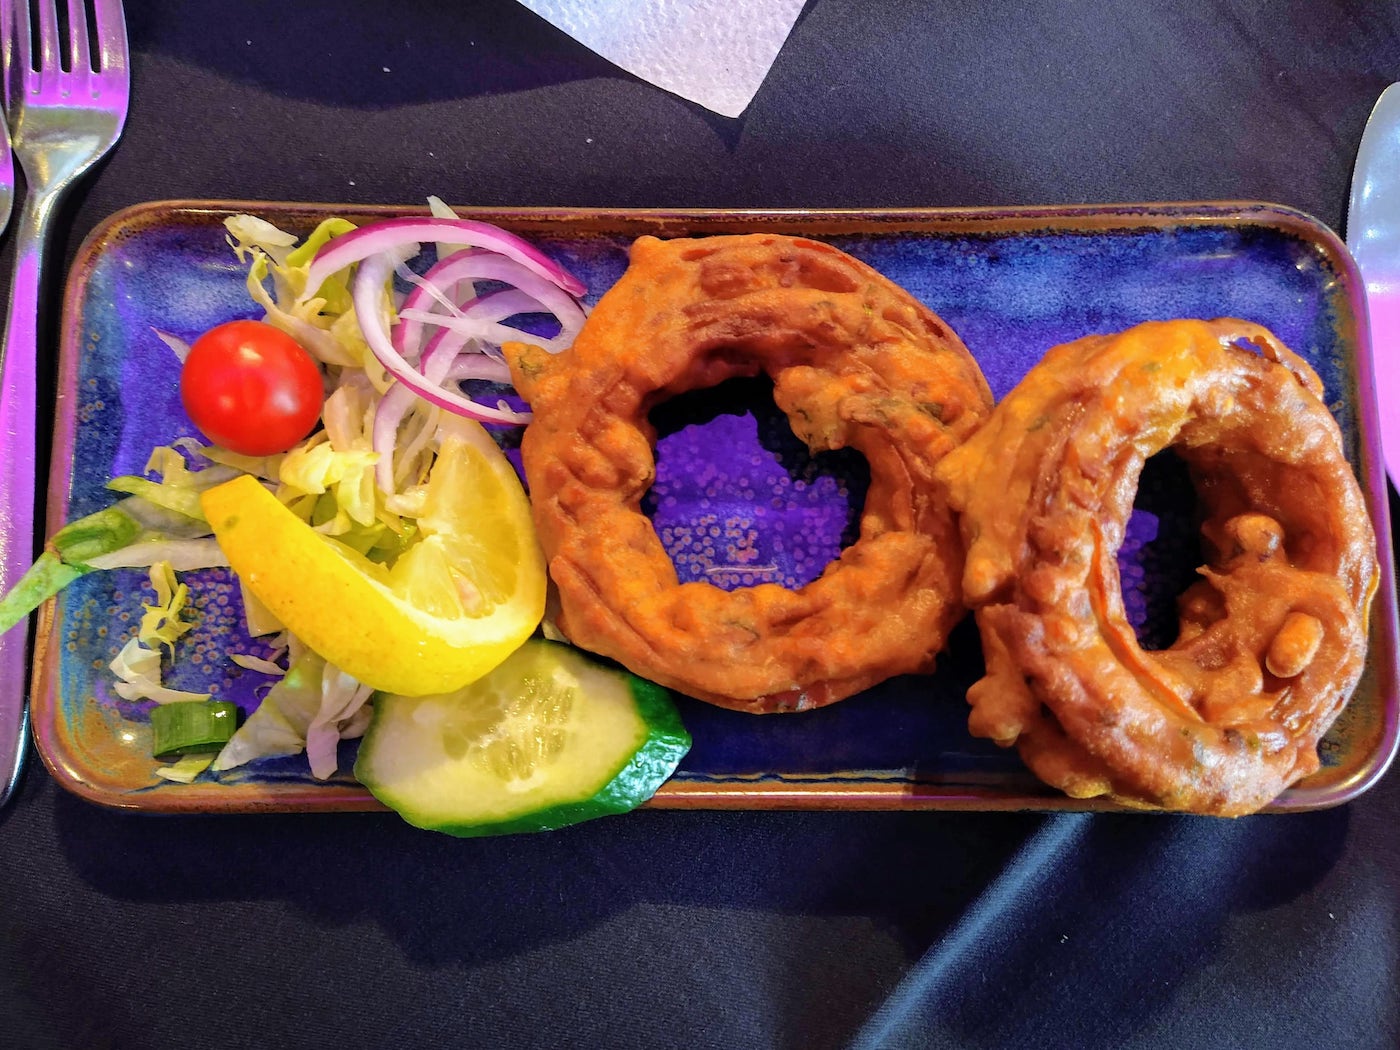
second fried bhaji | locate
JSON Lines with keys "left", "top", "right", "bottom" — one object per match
{"left": 935, "top": 319, "right": 1378, "bottom": 816}
{"left": 505, "top": 234, "right": 993, "bottom": 713}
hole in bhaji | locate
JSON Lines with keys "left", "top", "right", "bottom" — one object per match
{"left": 644, "top": 374, "right": 870, "bottom": 592}
{"left": 1117, "top": 448, "right": 1205, "bottom": 651}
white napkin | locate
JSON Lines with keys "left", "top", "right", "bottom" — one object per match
{"left": 517, "top": 0, "right": 806, "bottom": 118}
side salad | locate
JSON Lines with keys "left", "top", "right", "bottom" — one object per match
{"left": 0, "top": 200, "right": 690, "bottom": 835}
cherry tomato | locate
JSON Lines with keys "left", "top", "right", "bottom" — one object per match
{"left": 180, "top": 320, "right": 324, "bottom": 456}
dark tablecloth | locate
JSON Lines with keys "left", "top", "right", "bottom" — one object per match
{"left": 3, "top": 2, "right": 1399, "bottom": 1047}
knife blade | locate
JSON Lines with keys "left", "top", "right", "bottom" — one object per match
{"left": 1347, "top": 83, "right": 1400, "bottom": 486}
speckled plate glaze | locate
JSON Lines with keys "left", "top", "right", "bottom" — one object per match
{"left": 31, "top": 200, "right": 1400, "bottom": 815}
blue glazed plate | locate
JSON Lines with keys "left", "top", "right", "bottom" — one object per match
{"left": 31, "top": 201, "right": 1400, "bottom": 814}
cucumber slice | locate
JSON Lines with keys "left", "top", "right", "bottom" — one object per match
{"left": 354, "top": 639, "right": 691, "bottom": 836}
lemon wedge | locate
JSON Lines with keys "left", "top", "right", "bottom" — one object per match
{"left": 201, "top": 419, "right": 546, "bottom": 696}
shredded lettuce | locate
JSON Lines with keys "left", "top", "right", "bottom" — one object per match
{"left": 138, "top": 562, "right": 197, "bottom": 657}
{"left": 0, "top": 505, "right": 143, "bottom": 632}
{"left": 238, "top": 579, "right": 284, "bottom": 637}
{"left": 104, "top": 476, "right": 207, "bottom": 521}
{"left": 391, "top": 401, "right": 442, "bottom": 491}
{"left": 277, "top": 435, "right": 380, "bottom": 531}
{"left": 230, "top": 652, "right": 287, "bottom": 676}
{"left": 209, "top": 647, "right": 367, "bottom": 778}
{"left": 116, "top": 493, "right": 218, "bottom": 540}
{"left": 275, "top": 380, "right": 385, "bottom": 539}
{"left": 0, "top": 489, "right": 234, "bottom": 632}
{"left": 151, "top": 328, "right": 191, "bottom": 363}
{"left": 426, "top": 194, "right": 470, "bottom": 260}
{"left": 105, "top": 444, "right": 243, "bottom": 522}
{"left": 84, "top": 537, "right": 228, "bottom": 572}
{"left": 305, "top": 662, "right": 375, "bottom": 780}
{"left": 285, "top": 217, "right": 359, "bottom": 312}
{"left": 154, "top": 754, "right": 215, "bottom": 783}
{"left": 104, "top": 563, "right": 207, "bottom": 702}
{"left": 182, "top": 438, "right": 285, "bottom": 483}
{"left": 145, "top": 444, "right": 202, "bottom": 488}
{"left": 212, "top": 644, "right": 373, "bottom": 779}
{"left": 333, "top": 310, "right": 389, "bottom": 392}
{"left": 224, "top": 214, "right": 299, "bottom": 264}
{"left": 224, "top": 214, "right": 367, "bottom": 369}
{"left": 109, "top": 636, "right": 211, "bottom": 705}
{"left": 213, "top": 648, "right": 326, "bottom": 771}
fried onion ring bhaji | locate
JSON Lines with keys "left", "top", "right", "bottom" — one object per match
{"left": 935, "top": 319, "right": 1378, "bottom": 816}
{"left": 505, "top": 234, "right": 993, "bottom": 713}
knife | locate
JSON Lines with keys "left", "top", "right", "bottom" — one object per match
{"left": 1347, "top": 83, "right": 1400, "bottom": 486}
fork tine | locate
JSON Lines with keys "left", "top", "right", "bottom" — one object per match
{"left": 0, "top": 4, "right": 11, "bottom": 110}
{"left": 3, "top": 0, "right": 28, "bottom": 113}
{"left": 64, "top": 0, "right": 88, "bottom": 73}
{"left": 33, "top": 0, "right": 59, "bottom": 74}
{"left": 90, "top": 0, "right": 124, "bottom": 75}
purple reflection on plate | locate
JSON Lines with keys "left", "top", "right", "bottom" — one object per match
{"left": 645, "top": 376, "right": 869, "bottom": 591}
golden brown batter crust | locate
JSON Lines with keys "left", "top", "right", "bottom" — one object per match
{"left": 505, "top": 233, "right": 993, "bottom": 712}
{"left": 936, "top": 319, "right": 1378, "bottom": 815}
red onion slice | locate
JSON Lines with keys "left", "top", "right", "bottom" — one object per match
{"left": 369, "top": 346, "right": 514, "bottom": 493}
{"left": 397, "top": 309, "right": 501, "bottom": 351}
{"left": 371, "top": 382, "right": 419, "bottom": 493}
{"left": 390, "top": 261, "right": 470, "bottom": 359}
{"left": 417, "top": 323, "right": 472, "bottom": 375}
{"left": 303, "top": 217, "right": 587, "bottom": 306}
{"left": 353, "top": 251, "right": 530, "bottom": 427}
{"left": 404, "top": 249, "right": 586, "bottom": 347}
{"left": 392, "top": 256, "right": 580, "bottom": 361}
{"left": 458, "top": 287, "right": 551, "bottom": 323}
{"left": 443, "top": 354, "right": 518, "bottom": 384}
{"left": 419, "top": 327, "right": 513, "bottom": 380}
{"left": 400, "top": 310, "right": 572, "bottom": 355}
{"left": 398, "top": 286, "right": 546, "bottom": 355}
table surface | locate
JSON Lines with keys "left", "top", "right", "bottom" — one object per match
{"left": 3, "top": 2, "right": 1399, "bottom": 1048}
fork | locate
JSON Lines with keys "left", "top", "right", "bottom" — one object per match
{"left": 0, "top": 0, "right": 127, "bottom": 807}
{"left": 0, "top": 108, "right": 11, "bottom": 242}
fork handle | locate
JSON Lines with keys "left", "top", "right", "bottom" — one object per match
{"left": 0, "top": 188, "right": 60, "bottom": 806}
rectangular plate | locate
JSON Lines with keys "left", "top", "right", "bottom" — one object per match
{"left": 32, "top": 200, "right": 1400, "bottom": 814}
